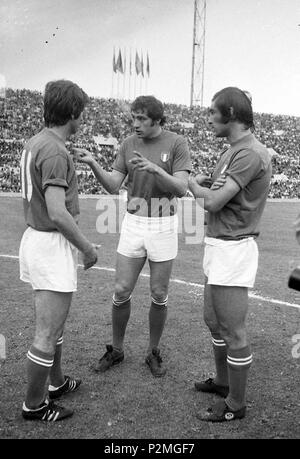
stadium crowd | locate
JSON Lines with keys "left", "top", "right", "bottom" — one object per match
{"left": 1, "top": 88, "right": 299, "bottom": 197}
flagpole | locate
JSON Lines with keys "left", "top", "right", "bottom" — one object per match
{"left": 134, "top": 49, "right": 137, "bottom": 99}
{"left": 147, "top": 51, "right": 150, "bottom": 94}
{"left": 111, "top": 67, "right": 114, "bottom": 98}
{"left": 145, "top": 51, "right": 149, "bottom": 95}
{"left": 144, "top": 50, "right": 146, "bottom": 95}
{"left": 128, "top": 47, "right": 132, "bottom": 101}
{"left": 111, "top": 46, "right": 115, "bottom": 98}
{"left": 116, "top": 46, "right": 122, "bottom": 100}
{"left": 123, "top": 47, "right": 126, "bottom": 100}
{"left": 139, "top": 49, "right": 142, "bottom": 96}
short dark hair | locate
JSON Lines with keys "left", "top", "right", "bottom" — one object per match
{"left": 212, "top": 87, "right": 254, "bottom": 130}
{"left": 131, "top": 95, "right": 166, "bottom": 126}
{"left": 44, "top": 79, "right": 89, "bottom": 127}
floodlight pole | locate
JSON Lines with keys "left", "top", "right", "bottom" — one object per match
{"left": 190, "top": 0, "right": 206, "bottom": 108}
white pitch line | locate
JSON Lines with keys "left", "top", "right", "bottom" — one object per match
{"left": 1, "top": 253, "right": 300, "bottom": 310}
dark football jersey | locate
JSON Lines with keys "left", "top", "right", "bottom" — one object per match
{"left": 20, "top": 128, "right": 79, "bottom": 231}
{"left": 206, "top": 133, "right": 272, "bottom": 240}
{"left": 112, "top": 130, "right": 191, "bottom": 217}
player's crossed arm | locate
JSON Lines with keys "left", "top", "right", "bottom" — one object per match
{"left": 188, "top": 173, "right": 240, "bottom": 212}
{"left": 189, "top": 173, "right": 227, "bottom": 190}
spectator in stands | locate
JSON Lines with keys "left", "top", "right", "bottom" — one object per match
{"left": 0, "top": 88, "right": 299, "bottom": 197}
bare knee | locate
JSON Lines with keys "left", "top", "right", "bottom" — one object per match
{"left": 151, "top": 285, "right": 168, "bottom": 304}
{"left": 33, "top": 331, "right": 59, "bottom": 355}
{"left": 114, "top": 281, "right": 132, "bottom": 302}
{"left": 219, "top": 326, "right": 247, "bottom": 349}
{"left": 204, "top": 318, "right": 220, "bottom": 335}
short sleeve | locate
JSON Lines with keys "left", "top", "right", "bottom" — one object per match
{"left": 227, "top": 149, "right": 262, "bottom": 189}
{"left": 41, "top": 154, "right": 69, "bottom": 190}
{"left": 112, "top": 142, "right": 128, "bottom": 174}
{"left": 172, "top": 137, "right": 192, "bottom": 173}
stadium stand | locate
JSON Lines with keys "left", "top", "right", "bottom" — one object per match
{"left": 0, "top": 88, "right": 299, "bottom": 197}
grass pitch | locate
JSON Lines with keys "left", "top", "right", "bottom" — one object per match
{"left": 0, "top": 195, "right": 299, "bottom": 439}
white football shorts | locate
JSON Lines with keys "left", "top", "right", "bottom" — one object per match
{"left": 19, "top": 227, "right": 78, "bottom": 292}
{"left": 117, "top": 212, "right": 178, "bottom": 262}
{"left": 203, "top": 236, "right": 259, "bottom": 288}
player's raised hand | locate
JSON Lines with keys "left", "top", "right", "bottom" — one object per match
{"left": 129, "top": 151, "right": 158, "bottom": 174}
{"left": 194, "top": 174, "right": 213, "bottom": 188}
{"left": 82, "top": 243, "right": 101, "bottom": 270}
{"left": 187, "top": 175, "right": 199, "bottom": 196}
{"left": 72, "top": 147, "right": 94, "bottom": 165}
{"left": 211, "top": 174, "right": 227, "bottom": 190}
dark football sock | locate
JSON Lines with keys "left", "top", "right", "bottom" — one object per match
{"left": 112, "top": 295, "right": 131, "bottom": 352}
{"left": 211, "top": 334, "right": 228, "bottom": 387}
{"left": 25, "top": 345, "right": 54, "bottom": 409}
{"left": 49, "top": 335, "right": 65, "bottom": 388}
{"left": 226, "top": 346, "right": 253, "bottom": 411}
{"left": 148, "top": 296, "right": 168, "bottom": 353}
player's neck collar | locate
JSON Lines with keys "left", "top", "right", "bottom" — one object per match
{"left": 229, "top": 131, "right": 252, "bottom": 147}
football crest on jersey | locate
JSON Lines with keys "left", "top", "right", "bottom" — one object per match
{"left": 160, "top": 152, "right": 170, "bottom": 162}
